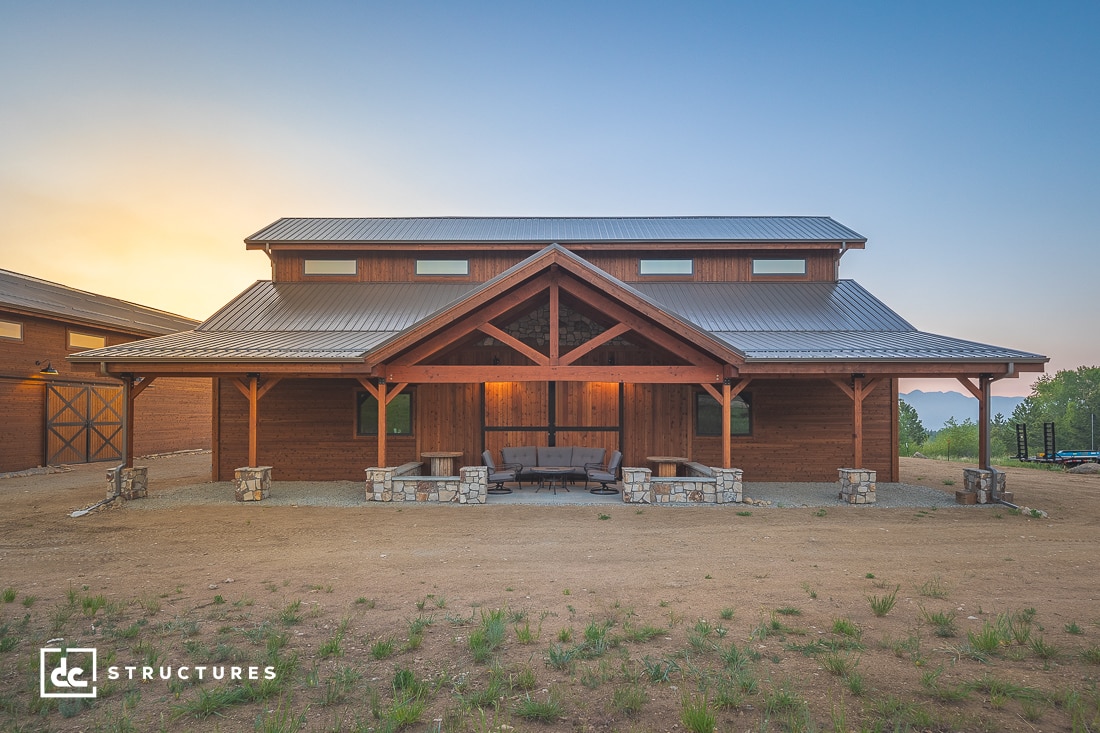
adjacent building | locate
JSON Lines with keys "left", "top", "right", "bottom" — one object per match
{"left": 1, "top": 269, "right": 210, "bottom": 472}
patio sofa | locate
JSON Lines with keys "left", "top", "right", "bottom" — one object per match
{"left": 500, "top": 446, "right": 606, "bottom": 485}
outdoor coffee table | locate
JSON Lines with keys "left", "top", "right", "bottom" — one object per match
{"left": 531, "top": 466, "right": 572, "bottom": 494}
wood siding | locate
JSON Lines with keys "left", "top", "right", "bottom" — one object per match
{"left": 0, "top": 310, "right": 211, "bottom": 472}
{"left": 213, "top": 377, "right": 896, "bottom": 482}
{"left": 272, "top": 249, "right": 837, "bottom": 284}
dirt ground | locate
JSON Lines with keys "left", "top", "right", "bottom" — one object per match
{"left": 1, "top": 454, "right": 1098, "bottom": 732}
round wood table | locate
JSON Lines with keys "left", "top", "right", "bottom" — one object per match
{"left": 647, "top": 455, "right": 688, "bottom": 478}
{"left": 421, "top": 451, "right": 463, "bottom": 476}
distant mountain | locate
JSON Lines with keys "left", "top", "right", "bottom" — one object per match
{"left": 900, "top": 390, "right": 1026, "bottom": 431}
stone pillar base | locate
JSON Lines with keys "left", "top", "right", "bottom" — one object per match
{"left": 962, "top": 468, "right": 1006, "bottom": 504}
{"left": 838, "top": 468, "right": 876, "bottom": 504}
{"left": 107, "top": 466, "right": 148, "bottom": 501}
{"left": 235, "top": 466, "right": 272, "bottom": 502}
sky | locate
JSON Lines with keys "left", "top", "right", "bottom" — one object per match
{"left": 1, "top": 1, "right": 1097, "bottom": 397}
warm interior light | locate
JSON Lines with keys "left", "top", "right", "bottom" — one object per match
{"left": 36, "top": 360, "right": 58, "bottom": 375}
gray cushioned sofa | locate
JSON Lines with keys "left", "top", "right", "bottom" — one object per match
{"left": 500, "top": 446, "right": 606, "bottom": 485}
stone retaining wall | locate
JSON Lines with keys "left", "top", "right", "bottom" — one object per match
{"left": 621, "top": 467, "right": 743, "bottom": 504}
{"left": 366, "top": 465, "right": 487, "bottom": 504}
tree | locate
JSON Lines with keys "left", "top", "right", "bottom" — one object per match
{"left": 1011, "top": 366, "right": 1100, "bottom": 451}
{"left": 923, "top": 417, "right": 979, "bottom": 460}
{"left": 898, "top": 399, "right": 927, "bottom": 454}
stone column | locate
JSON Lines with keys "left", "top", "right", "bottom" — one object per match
{"left": 713, "top": 467, "right": 744, "bottom": 504}
{"left": 838, "top": 468, "right": 876, "bottom": 504}
{"left": 107, "top": 466, "right": 148, "bottom": 501}
{"left": 961, "top": 468, "right": 1008, "bottom": 504}
{"left": 365, "top": 467, "right": 394, "bottom": 501}
{"left": 621, "top": 467, "right": 652, "bottom": 503}
{"left": 459, "top": 466, "right": 488, "bottom": 504}
{"left": 234, "top": 466, "right": 272, "bottom": 502}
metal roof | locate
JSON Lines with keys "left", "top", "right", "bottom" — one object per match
{"left": 70, "top": 275, "right": 1045, "bottom": 365}
{"left": 200, "top": 281, "right": 480, "bottom": 332}
{"left": 70, "top": 329, "right": 394, "bottom": 361}
{"left": 246, "top": 216, "right": 866, "bottom": 244}
{"left": 634, "top": 281, "right": 913, "bottom": 332}
{"left": 0, "top": 268, "right": 199, "bottom": 335}
{"left": 710, "top": 331, "right": 1047, "bottom": 362}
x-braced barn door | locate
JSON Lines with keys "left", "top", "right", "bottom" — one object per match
{"left": 44, "top": 384, "right": 123, "bottom": 465}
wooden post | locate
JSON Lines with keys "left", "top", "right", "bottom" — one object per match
{"left": 377, "top": 380, "right": 388, "bottom": 468}
{"left": 722, "top": 380, "right": 732, "bottom": 469}
{"left": 549, "top": 277, "right": 560, "bottom": 364}
{"left": 853, "top": 376, "right": 864, "bottom": 468}
{"left": 957, "top": 376, "right": 992, "bottom": 470}
{"left": 979, "top": 375, "right": 991, "bottom": 470}
{"left": 123, "top": 376, "right": 134, "bottom": 468}
{"left": 248, "top": 374, "right": 259, "bottom": 467}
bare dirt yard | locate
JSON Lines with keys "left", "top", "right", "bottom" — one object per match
{"left": 1, "top": 454, "right": 1098, "bottom": 732}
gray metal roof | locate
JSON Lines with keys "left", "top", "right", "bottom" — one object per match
{"left": 246, "top": 216, "right": 866, "bottom": 244}
{"left": 200, "top": 281, "right": 480, "bottom": 332}
{"left": 70, "top": 329, "right": 394, "bottom": 361}
{"left": 634, "top": 281, "right": 913, "bottom": 332}
{"left": 710, "top": 331, "right": 1046, "bottom": 362}
{"left": 0, "top": 268, "right": 199, "bottom": 335}
{"left": 70, "top": 275, "right": 1045, "bottom": 365}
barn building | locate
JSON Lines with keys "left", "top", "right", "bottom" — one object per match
{"left": 1, "top": 269, "right": 211, "bottom": 473}
{"left": 69, "top": 217, "right": 1046, "bottom": 489}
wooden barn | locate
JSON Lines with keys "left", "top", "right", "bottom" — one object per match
{"left": 69, "top": 217, "right": 1046, "bottom": 485}
{"left": 0, "top": 269, "right": 211, "bottom": 473}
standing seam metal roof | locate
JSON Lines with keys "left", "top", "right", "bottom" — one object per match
{"left": 245, "top": 216, "right": 866, "bottom": 244}
{"left": 69, "top": 276, "right": 1045, "bottom": 364}
{"left": 0, "top": 268, "right": 198, "bottom": 334}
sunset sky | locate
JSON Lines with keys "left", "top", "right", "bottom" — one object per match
{"left": 2, "top": 1, "right": 1096, "bottom": 397}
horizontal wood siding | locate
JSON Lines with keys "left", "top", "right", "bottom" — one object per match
{"left": 272, "top": 250, "right": 837, "bottom": 284}
{"left": 214, "top": 377, "right": 897, "bottom": 482}
{"left": 689, "top": 379, "right": 897, "bottom": 481}
{"left": 133, "top": 378, "right": 212, "bottom": 456}
{"left": 0, "top": 381, "right": 45, "bottom": 471}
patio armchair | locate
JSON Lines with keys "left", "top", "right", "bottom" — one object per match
{"left": 585, "top": 450, "right": 622, "bottom": 495}
{"left": 482, "top": 450, "right": 520, "bottom": 494}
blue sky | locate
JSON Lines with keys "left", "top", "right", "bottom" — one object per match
{"left": 2, "top": 1, "right": 1096, "bottom": 396}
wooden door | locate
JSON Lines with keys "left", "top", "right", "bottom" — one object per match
{"left": 44, "top": 384, "right": 123, "bottom": 465}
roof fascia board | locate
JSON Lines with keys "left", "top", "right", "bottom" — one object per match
{"left": 246, "top": 241, "right": 859, "bottom": 250}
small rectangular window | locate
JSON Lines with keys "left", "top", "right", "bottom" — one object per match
{"left": 696, "top": 392, "right": 752, "bottom": 436}
{"left": 0, "top": 319, "right": 22, "bottom": 341}
{"left": 416, "top": 260, "right": 469, "bottom": 276}
{"left": 304, "top": 259, "right": 357, "bottom": 276}
{"left": 68, "top": 332, "right": 107, "bottom": 350}
{"left": 639, "top": 259, "right": 693, "bottom": 276}
{"left": 752, "top": 258, "right": 806, "bottom": 276}
{"left": 357, "top": 391, "right": 414, "bottom": 435}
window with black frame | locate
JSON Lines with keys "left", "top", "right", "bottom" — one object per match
{"left": 357, "top": 391, "right": 414, "bottom": 435}
{"left": 696, "top": 392, "right": 751, "bottom": 436}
